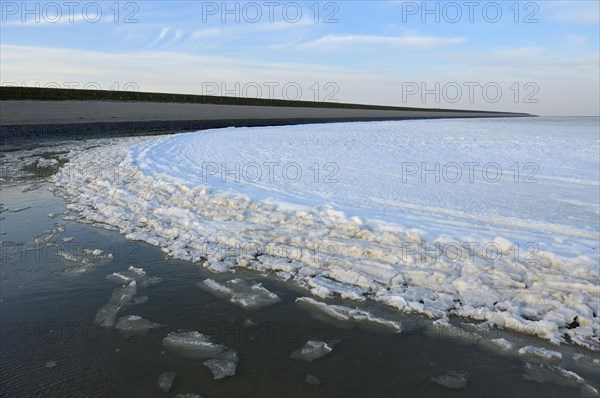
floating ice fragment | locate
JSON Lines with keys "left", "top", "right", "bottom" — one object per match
{"left": 129, "top": 266, "right": 145, "bottom": 276}
{"left": 490, "top": 338, "right": 515, "bottom": 351}
{"left": 44, "top": 360, "right": 57, "bottom": 368}
{"left": 581, "top": 384, "right": 600, "bottom": 398}
{"left": 522, "top": 363, "right": 585, "bottom": 389}
{"left": 174, "top": 394, "right": 202, "bottom": 398}
{"left": 572, "top": 353, "right": 600, "bottom": 369}
{"left": 296, "top": 297, "right": 402, "bottom": 333}
{"left": 306, "top": 375, "right": 321, "bottom": 385}
{"left": 94, "top": 303, "right": 120, "bottom": 327}
{"left": 162, "top": 331, "right": 228, "bottom": 359}
{"left": 115, "top": 315, "right": 160, "bottom": 336}
{"left": 157, "top": 371, "right": 176, "bottom": 392}
{"left": 427, "top": 319, "right": 481, "bottom": 346}
{"left": 105, "top": 267, "right": 161, "bottom": 287}
{"left": 94, "top": 281, "right": 138, "bottom": 327}
{"left": 200, "top": 278, "right": 280, "bottom": 309}
{"left": 291, "top": 340, "right": 332, "bottom": 362}
{"left": 431, "top": 370, "right": 469, "bottom": 390}
{"left": 106, "top": 273, "right": 133, "bottom": 283}
{"left": 518, "top": 346, "right": 562, "bottom": 364}
{"left": 204, "top": 357, "right": 237, "bottom": 380}
{"left": 134, "top": 296, "right": 149, "bottom": 305}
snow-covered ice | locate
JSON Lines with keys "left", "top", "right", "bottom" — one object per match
{"left": 53, "top": 118, "right": 600, "bottom": 349}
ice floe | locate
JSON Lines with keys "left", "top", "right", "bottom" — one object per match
{"left": 200, "top": 278, "right": 280, "bottom": 309}
{"left": 94, "top": 281, "right": 137, "bottom": 327}
{"left": 162, "top": 331, "right": 239, "bottom": 379}
{"left": 163, "top": 331, "right": 228, "bottom": 359}
{"left": 290, "top": 340, "right": 333, "bottom": 362}
{"left": 296, "top": 297, "right": 401, "bottom": 333}
{"left": 518, "top": 346, "right": 563, "bottom": 364}
{"left": 431, "top": 370, "right": 470, "bottom": 390}
{"left": 157, "top": 371, "right": 176, "bottom": 392}
{"left": 306, "top": 375, "right": 321, "bottom": 385}
{"left": 522, "top": 363, "right": 587, "bottom": 390}
{"left": 115, "top": 315, "right": 161, "bottom": 336}
{"left": 204, "top": 355, "right": 238, "bottom": 380}
{"left": 94, "top": 267, "right": 158, "bottom": 327}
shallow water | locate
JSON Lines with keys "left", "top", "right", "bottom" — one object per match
{"left": 1, "top": 138, "right": 598, "bottom": 398}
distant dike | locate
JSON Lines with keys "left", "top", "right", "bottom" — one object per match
{"left": 0, "top": 87, "right": 534, "bottom": 142}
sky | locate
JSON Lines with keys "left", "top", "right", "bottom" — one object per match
{"left": 0, "top": 0, "right": 599, "bottom": 115}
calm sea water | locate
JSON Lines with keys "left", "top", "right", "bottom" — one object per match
{"left": 1, "top": 118, "right": 598, "bottom": 397}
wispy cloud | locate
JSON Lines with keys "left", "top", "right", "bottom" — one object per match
{"left": 147, "top": 27, "right": 172, "bottom": 47}
{"left": 145, "top": 27, "right": 221, "bottom": 50}
{"left": 542, "top": 1, "right": 600, "bottom": 24}
{"left": 298, "top": 34, "right": 466, "bottom": 50}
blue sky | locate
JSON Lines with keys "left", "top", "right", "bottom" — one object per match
{"left": 1, "top": 0, "right": 599, "bottom": 115}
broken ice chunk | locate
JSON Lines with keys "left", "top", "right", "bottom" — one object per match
{"left": 110, "top": 281, "right": 138, "bottom": 306}
{"left": 572, "top": 353, "right": 600, "bottom": 370}
{"left": 431, "top": 370, "right": 469, "bottom": 390}
{"left": 106, "top": 267, "right": 161, "bottom": 287}
{"left": 490, "top": 338, "right": 515, "bottom": 351}
{"left": 581, "top": 384, "right": 600, "bottom": 398}
{"left": 200, "top": 278, "right": 280, "bottom": 309}
{"left": 296, "top": 297, "right": 401, "bottom": 334}
{"left": 518, "top": 346, "right": 562, "bottom": 364}
{"left": 94, "top": 280, "right": 141, "bottom": 328}
{"left": 306, "top": 375, "right": 321, "bottom": 385}
{"left": 94, "top": 303, "right": 121, "bottom": 327}
{"left": 522, "top": 363, "right": 585, "bottom": 389}
{"left": 115, "top": 315, "right": 161, "bottom": 336}
{"left": 478, "top": 337, "right": 516, "bottom": 355}
{"left": 157, "top": 371, "right": 176, "bottom": 392}
{"left": 204, "top": 358, "right": 237, "bottom": 380}
{"left": 162, "top": 331, "right": 228, "bottom": 359}
{"left": 290, "top": 340, "right": 332, "bottom": 362}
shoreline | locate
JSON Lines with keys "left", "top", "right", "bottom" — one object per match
{"left": 1, "top": 88, "right": 533, "bottom": 143}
